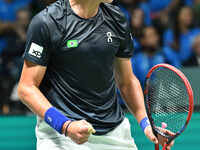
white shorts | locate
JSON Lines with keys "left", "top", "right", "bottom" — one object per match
{"left": 36, "top": 117, "right": 138, "bottom": 150}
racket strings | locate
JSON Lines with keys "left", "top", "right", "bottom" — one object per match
{"left": 147, "top": 67, "right": 189, "bottom": 134}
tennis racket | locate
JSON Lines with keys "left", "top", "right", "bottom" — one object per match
{"left": 144, "top": 63, "right": 193, "bottom": 150}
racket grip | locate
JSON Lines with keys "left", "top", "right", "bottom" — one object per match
{"left": 155, "top": 144, "right": 159, "bottom": 150}
{"left": 162, "top": 143, "right": 170, "bottom": 150}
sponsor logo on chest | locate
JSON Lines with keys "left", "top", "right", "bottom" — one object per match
{"left": 107, "top": 32, "right": 113, "bottom": 43}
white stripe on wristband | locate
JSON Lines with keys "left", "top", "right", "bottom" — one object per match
{"left": 140, "top": 117, "right": 150, "bottom": 131}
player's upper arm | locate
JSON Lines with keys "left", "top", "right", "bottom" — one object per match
{"left": 19, "top": 60, "right": 47, "bottom": 91}
{"left": 18, "top": 60, "right": 52, "bottom": 118}
{"left": 115, "top": 11, "right": 134, "bottom": 58}
{"left": 114, "top": 57, "right": 136, "bottom": 88}
{"left": 114, "top": 12, "right": 135, "bottom": 86}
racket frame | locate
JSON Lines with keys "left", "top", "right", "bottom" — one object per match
{"left": 144, "top": 63, "right": 193, "bottom": 144}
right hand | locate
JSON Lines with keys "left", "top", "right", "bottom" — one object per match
{"left": 63, "top": 120, "right": 96, "bottom": 145}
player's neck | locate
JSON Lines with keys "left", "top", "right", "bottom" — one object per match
{"left": 69, "top": 0, "right": 100, "bottom": 19}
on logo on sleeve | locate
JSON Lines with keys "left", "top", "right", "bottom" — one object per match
{"left": 29, "top": 43, "right": 44, "bottom": 58}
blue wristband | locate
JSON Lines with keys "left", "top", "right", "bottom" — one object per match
{"left": 44, "top": 107, "right": 70, "bottom": 134}
{"left": 140, "top": 117, "right": 150, "bottom": 131}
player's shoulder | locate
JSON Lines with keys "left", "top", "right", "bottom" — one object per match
{"left": 30, "top": 0, "right": 67, "bottom": 33}
{"left": 29, "top": 11, "right": 48, "bottom": 32}
{"left": 32, "top": 0, "right": 66, "bottom": 26}
{"left": 45, "top": 0, "right": 67, "bottom": 20}
{"left": 101, "top": 3, "right": 127, "bottom": 24}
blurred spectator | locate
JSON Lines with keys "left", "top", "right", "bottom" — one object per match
{"left": 130, "top": 8, "right": 145, "bottom": 53}
{"left": 131, "top": 26, "right": 166, "bottom": 88}
{"left": 138, "top": 0, "right": 152, "bottom": 26}
{"left": 0, "top": 8, "right": 31, "bottom": 114}
{"left": 0, "top": 0, "right": 32, "bottom": 54}
{"left": 1, "top": 8, "right": 31, "bottom": 80}
{"left": 183, "top": 34, "right": 200, "bottom": 66}
{"left": 191, "top": 0, "right": 200, "bottom": 27}
{"left": 163, "top": 6, "right": 200, "bottom": 67}
{"left": 118, "top": 0, "right": 138, "bottom": 23}
{"left": 0, "top": 0, "right": 31, "bottom": 21}
{"left": 184, "top": 0, "right": 194, "bottom": 6}
{"left": 149, "top": 0, "right": 181, "bottom": 38}
{"left": 149, "top": 0, "right": 180, "bottom": 18}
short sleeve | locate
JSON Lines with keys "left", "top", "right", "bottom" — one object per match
{"left": 22, "top": 14, "right": 51, "bottom": 66}
{"left": 115, "top": 14, "right": 134, "bottom": 58}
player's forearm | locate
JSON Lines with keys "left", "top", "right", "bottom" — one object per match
{"left": 118, "top": 77, "right": 147, "bottom": 123}
{"left": 18, "top": 83, "right": 52, "bottom": 118}
{"left": 18, "top": 83, "right": 73, "bottom": 135}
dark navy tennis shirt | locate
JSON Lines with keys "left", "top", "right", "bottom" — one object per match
{"left": 23, "top": 0, "right": 134, "bottom": 135}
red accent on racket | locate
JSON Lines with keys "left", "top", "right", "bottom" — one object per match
{"left": 144, "top": 63, "right": 193, "bottom": 150}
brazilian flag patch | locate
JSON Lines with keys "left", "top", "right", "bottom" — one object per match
{"left": 67, "top": 40, "right": 78, "bottom": 48}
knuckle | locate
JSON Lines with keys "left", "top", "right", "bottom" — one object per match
{"left": 150, "top": 136, "right": 156, "bottom": 142}
{"left": 77, "top": 141, "right": 83, "bottom": 145}
{"left": 81, "top": 120, "right": 86, "bottom": 123}
{"left": 77, "top": 136, "right": 82, "bottom": 141}
{"left": 82, "top": 120, "right": 88, "bottom": 124}
{"left": 77, "top": 134, "right": 81, "bottom": 138}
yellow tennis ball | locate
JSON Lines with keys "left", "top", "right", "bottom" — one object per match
{"left": 88, "top": 124, "right": 96, "bottom": 134}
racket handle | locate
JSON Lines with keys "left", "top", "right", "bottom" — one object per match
{"left": 155, "top": 144, "right": 159, "bottom": 150}
{"left": 162, "top": 143, "right": 170, "bottom": 150}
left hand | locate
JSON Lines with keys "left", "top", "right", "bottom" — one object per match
{"left": 144, "top": 126, "right": 175, "bottom": 150}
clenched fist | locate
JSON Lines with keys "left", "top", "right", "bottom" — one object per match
{"left": 62, "top": 120, "right": 96, "bottom": 145}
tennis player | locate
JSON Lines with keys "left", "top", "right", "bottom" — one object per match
{"left": 18, "top": 0, "right": 174, "bottom": 149}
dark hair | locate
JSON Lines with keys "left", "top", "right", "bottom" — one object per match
{"left": 139, "top": 26, "right": 156, "bottom": 40}
{"left": 130, "top": 7, "right": 145, "bottom": 39}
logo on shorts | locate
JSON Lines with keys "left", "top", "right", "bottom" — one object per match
{"left": 107, "top": 32, "right": 113, "bottom": 43}
{"left": 67, "top": 40, "right": 78, "bottom": 48}
{"left": 28, "top": 43, "right": 43, "bottom": 58}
